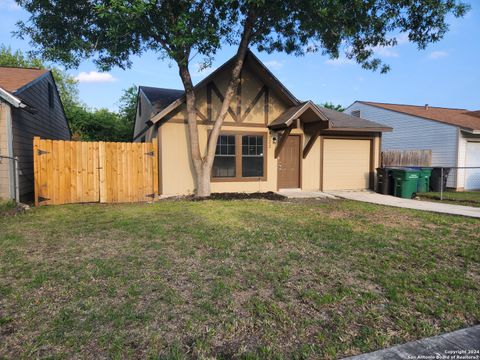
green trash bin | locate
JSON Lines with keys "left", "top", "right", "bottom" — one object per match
{"left": 417, "top": 168, "right": 432, "bottom": 193}
{"left": 392, "top": 169, "right": 420, "bottom": 199}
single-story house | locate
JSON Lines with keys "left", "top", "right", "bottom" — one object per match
{"left": 0, "top": 67, "right": 70, "bottom": 201}
{"left": 346, "top": 101, "right": 480, "bottom": 190}
{"left": 133, "top": 51, "right": 391, "bottom": 196}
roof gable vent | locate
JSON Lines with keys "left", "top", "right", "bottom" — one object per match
{"left": 351, "top": 110, "right": 360, "bottom": 117}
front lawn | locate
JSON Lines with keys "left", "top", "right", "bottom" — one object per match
{"left": 417, "top": 191, "right": 480, "bottom": 207}
{"left": 1, "top": 199, "right": 479, "bottom": 359}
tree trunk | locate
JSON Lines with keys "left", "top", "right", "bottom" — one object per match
{"left": 178, "top": 13, "right": 255, "bottom": 197}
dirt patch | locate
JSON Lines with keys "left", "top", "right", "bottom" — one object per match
{"left": 0, "top": 202, "right": 30, "bottom": 217}
{"left": 167, "top": 191, "right": 287, "bottom": 202}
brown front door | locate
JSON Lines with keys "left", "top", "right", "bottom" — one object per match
{"left": 277, "top": 135, "right": 300, "bottom": 189}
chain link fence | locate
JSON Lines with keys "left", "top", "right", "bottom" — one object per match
{"left": 377, "top": 166, "right": 480, "bottom": 201}
{"left": 0, "top": 155, "right": 19, "bottom": 202}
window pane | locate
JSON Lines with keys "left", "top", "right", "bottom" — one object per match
{"left": 242, "top": 157, "right": 263, "bottom": 177}
{"left": 213, "top": 135, "right": 236, "bottom": 177}
{"left": 241, "top": 135, "right": 264, "bottom": 177}
{"left": 213, "top": 156, "right": 236, "bottom": 177}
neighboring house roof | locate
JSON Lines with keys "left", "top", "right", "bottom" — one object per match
{"left": 0, "top": 86, "right": 25, "bottom": 108}
{"left": 358, "top": 101, "right": 480, "bottom": 132}
{"left": 0, "top": 66, "right": 49, "bottom": 93}
{"left": 320, "top": 106, "right": 392, "bottom": 131}
{"left": 139, "top": 86, "right": 184, "bottom": 117}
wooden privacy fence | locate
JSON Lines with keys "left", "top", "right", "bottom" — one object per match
{"left": 34, "top": 137, "right": 158, "bottom": 206}
{"left": 382, "top": 149, "right": 432, "bottom": 167}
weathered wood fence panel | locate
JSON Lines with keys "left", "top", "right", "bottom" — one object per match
{"left": 382, "top": 149, "right": 432, "bottom": 167}
{"left": 34, "top": 137, "right": 158, "bottom": 206}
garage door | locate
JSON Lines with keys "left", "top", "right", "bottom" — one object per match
{"left": 323, "top": 139, "right": 371, "bottom": 191}
{"left": 466, "top": 142, "right": 480, "bottom": 190}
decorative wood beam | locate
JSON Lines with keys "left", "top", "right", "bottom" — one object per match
{"left": 241, "top": 85, "right": 267, "bottom": 122}
{"left": 196, "top": 108, "right": 207, "bottom": 122}
{"left": 210, "top": 82, "right": 238, "bottom": 121}
{"left": 302, "top": 131, "right": 320, "bottom": 159}
{"left": 274, "top": 126, "right": 293, "bottom": 159}
{"left": 236, "top": 74, "right": 242, "bottom": 118}
{"left": 207, "top": 83, "right": 212, "bottom": 121}
{"left": 264, "top": 87, "right": 269, "bottom": 125}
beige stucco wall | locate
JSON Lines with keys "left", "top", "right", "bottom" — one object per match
{"left": 0, "top": 102, "right": 12, "bottom": 199}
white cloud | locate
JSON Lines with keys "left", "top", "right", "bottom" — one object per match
{"left": 428, "top": 51, "right": 448, "bottom": 60}
{"left": 75, "top": 71, "right": 117, "bottom": 83}
{"left": 325, "top": 56, "right": 355, "bottom": 66}
{"left": 0, "top": 0, "right": 20, "bottom": 10}
{"left": 263, "top": 60, "right": 284, "bottom": 70}
{"left": 373, "top": 46, "right": 399, "bottom": 58}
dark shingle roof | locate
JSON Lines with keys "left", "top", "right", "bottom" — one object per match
{"left": 139, "top": 86, "right": 184, "bottom": 116}
{"left": 319, "top": 106, "right": 391, "bottom": 130}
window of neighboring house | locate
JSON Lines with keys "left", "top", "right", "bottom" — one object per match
{"left": 212, "top": 135, "right": 236, "bottom": 177}
{"left": 212, "top": 133, "right": 266, "bottom": 181}
{"left": 242, "top": 135, "right": 264, "bottom": 177}
{"left": 351, "top": 110, "right": 360, "bottom": 117}
{"left": 48, "top": 82, "right": 54, "bottom": 108}
{"left": 138, "top": 98, "right": 142, "bottom": 117}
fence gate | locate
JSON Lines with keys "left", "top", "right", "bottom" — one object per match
{"left": 34, "top": 137, "right": 158, "bottom": 206}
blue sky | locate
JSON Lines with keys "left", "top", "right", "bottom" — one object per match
{"left": 1, "top": 0, "right": 479, "bottom": 111}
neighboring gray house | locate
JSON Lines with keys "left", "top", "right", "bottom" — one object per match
{"left": 346, "top": 101, "right": 480, "bottom": 190}
{"left": 0, "top": 67, "right": 70, "bottom": 202}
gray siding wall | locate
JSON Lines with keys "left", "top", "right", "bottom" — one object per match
{"left": 133, "top": 90, "right": 153, "bottom": 141}
{"left": 12, "top": 73, "right": 70, "bottom": 201}
{"left": 346, "top": 102, "right": 459, "bottom": 187}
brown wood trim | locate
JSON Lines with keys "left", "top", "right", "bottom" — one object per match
{"left": 209, "top": 130, "right": 268, "bottom": 183}
{"left": 236, "top": 74, "right": 242, "bottom": 118}
{"left": 264, "top": 87, "right": 269, "bottom": 125}
{"left": 207, "top": 83, "right": 212, "bottom": 122}
{"left": 196, "top": 108, "right": 207, "bottom": 122}
{"left": 157, "top": 125, "right": 163, "bottom": 195}
{"left": 302, "top": 131, "right": 320, "bottom": 159}
{"left": 274, "top": 126, "right": 292, "bottom": 159}
{"left": 168, "top": 118, "right": 268, "bottom": 128}
{"left": 320, "top": 135, "right": 376, "bottom": 191}
{"left": 210, "top": 82, "right": 238, "bottom": 122}
{"left": 241, "top": 85, "right": 267, "bottom": 122}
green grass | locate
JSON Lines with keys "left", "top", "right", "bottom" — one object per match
{"left": 0, "top": 199, "right": 479, "bottom": 359}
{"left": 0, "top": 199, "right": 16, "bottom": 214}
{"left": 417, "top": 191, "right": 480, "bottom": 207}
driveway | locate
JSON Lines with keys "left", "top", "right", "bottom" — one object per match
{"left": 328, "top": 191, "right": 480, "bottom": 218}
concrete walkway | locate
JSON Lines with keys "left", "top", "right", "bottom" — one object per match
{"left": 278, "top": 189, "right": 337, "bottom": 199}
{"left": 328, "top": 190, "right": 480, "bottom": 219}
{"left": 344, "top": 325, "right": 480, "bottom": 360}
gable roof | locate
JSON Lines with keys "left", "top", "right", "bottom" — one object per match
{"left": 0, "top": 66, "right": 49, "bottom": 93}
{"left": 268, "top": 101, "right": 329, "bottom": 130}
{"left": 150, "top": 49, "right": 299, "bottom": 124}
{"left": 319, "top": 106, "right": 392, "bottom": 131}
{"left": 140, "top": 86, "right": 184, "bottom": 116}
{"left": 358, "top": 101, "right": 480, "bottom": 132}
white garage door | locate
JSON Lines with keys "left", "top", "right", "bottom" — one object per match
{"left": 465, "top": 142, "right": 480, "bottom": 190}
{"left": 323, "top": 139, "right": 372, "bottom": 191}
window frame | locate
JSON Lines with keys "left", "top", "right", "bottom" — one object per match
{"left": 211, "top": 131, "right": 268, "bottom": 182}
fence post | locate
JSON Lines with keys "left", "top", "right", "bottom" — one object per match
{"left": 13, "top": 156, "right": 20, "bottom": 202}
{"left": 440, "top": 167, "right": 443, "bottom": 200}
